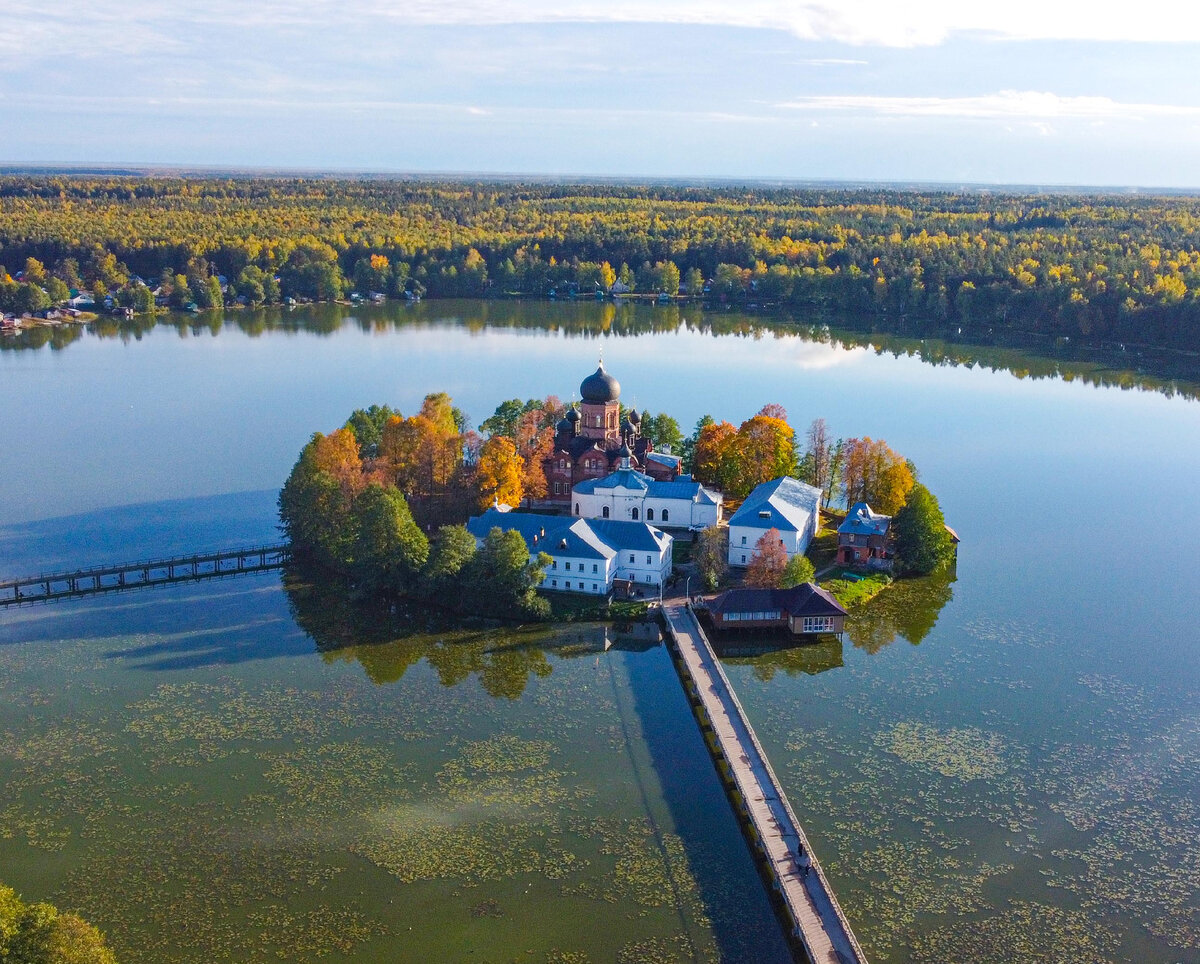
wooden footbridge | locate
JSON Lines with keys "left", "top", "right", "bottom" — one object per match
{"left": 0, "top": 544, "right": 290, "bottom": 606}
{"left": 661, "top": 602, "right": 868, "bottom": 964}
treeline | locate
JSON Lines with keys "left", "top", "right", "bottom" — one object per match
{"left": 2, "top": 176, "right": 1200, "bottom": 348}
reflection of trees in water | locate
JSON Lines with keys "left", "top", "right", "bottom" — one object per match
{"left": 720, "top": 635, "right": 845, "bottom": 681}
{"left": 6, "top": 300, "right": 1195, "bottom": 401}
{"left": 283, "top": 564, "right": 603, "bottom": 699}
{"left": 847, "top": 565, "right": 957, "bottom": 654}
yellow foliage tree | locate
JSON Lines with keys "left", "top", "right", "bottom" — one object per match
{"left": 476, "top": 436, "right": 524, "bottom": 510}
{"left": 842, "top": 437, "right": 915, "bottom": 515}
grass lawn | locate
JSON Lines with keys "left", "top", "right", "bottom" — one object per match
{"left": 546, "top": 594, "right": 650, "bottom": 623}
{"left": 820, "top": 569, "right": 892, "bottom": 608}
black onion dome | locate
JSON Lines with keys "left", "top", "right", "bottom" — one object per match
{"left": 628, "top": 408, "right": 641, "bottom": 424}
{"left": 580, "top": 363, "right": 620, "bottom": 403}
{"left": 566, "top": 405, "right": 581, "bottom": 423}
{"left": 620, "top": 416, "right": 634, "bottom": 433}
{"left": 556, "top": 415, "right": 573, "bottom": 433}
{"left": 618, "top": 441, "right": 633, "bottom": 459}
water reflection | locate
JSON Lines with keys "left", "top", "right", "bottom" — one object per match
{"left": 283, "top": 565, "right": 664, "bottom": 698}
{"left": 718, "top": 634, "right": 845, "bottom": 681}
{"left": 4, "top": 299, "right": 1197, "bottom": 400}
{"left": 846, "top": 567, "right": 957, "bottom": 653}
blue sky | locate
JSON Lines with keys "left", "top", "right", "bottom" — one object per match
{"left": 5, "top": 1, "right": 1200, "bottom": 186}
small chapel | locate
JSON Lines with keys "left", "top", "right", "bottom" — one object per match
{"left": 543, "top": 362, "right": 681, "bottom": 504}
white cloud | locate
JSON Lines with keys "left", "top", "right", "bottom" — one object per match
{"left": 777, "top": 90, "right": 1200, "bottom": 121}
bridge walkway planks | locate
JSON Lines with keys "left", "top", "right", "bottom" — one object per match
{"left": 0, "top": 544, "right": 291, "bottom": 606}
{"left": 661, "top": 602, "right": 867, "bottom": 964}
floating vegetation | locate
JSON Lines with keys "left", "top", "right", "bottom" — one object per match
{"left": 909, "top": 901, "right": 1120, "bottom": 963}
{"left": 878, "top": 721, "right": 1012, "bottom": 781}
{"left": 351, "top": 815, "right": 578, "bottom": 885}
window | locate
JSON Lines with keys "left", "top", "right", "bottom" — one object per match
{"left": 802, "top": 616, "right": 836, "bottom": 633}
{"left": 552, "top": 560, "right": 557, "bottom": 569}
{"left": 565, "top": 562, "right": 571, "bottom": 571}
{"left": 575, "top": 503, "right": 580, "bottom": 515}
{"left": 741, "top": 554, "right": 746, "bottom": 563}
{"left": 741, "top": 535, "right": 746, "bottom": 545}
{"left": 631, "top": 508, "right": 639, "bottom": 520}
{"left": 592, "top": 583, "right": 598, "bottom": 591}
{"left": 647, "top": 508, "right": 654, "bottom": 521}
{"left": 551, "top": 579, "right": 557, "bottom": 587}
{"left": 559, "top": 458, "right": 566, "bottom": 469}
{"left": 602, "top": 506, "right": 610, "bottom": 518}
{"left": 592, "top": 564, "right": 598, "bottom": 573}
{"left": 629, "top": 554, "right": 635, "bottom": 563}
{"left": 661, "top": 509, "right": 669, "bottom": 522}
{"left": 566, "top": 581, "right": 571, "bottom": 589}
{"left": 646, "top": 555, "right": 651, "bottom": 564}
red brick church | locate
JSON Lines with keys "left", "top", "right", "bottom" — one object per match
{"left": 544, "top": 362, "right": 681, "bottom": 504}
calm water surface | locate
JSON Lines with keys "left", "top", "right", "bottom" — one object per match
{"left": 1, "top": 301, "right": 1199, "bottom": 962}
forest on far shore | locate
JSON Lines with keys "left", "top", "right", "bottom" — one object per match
{"left": 3, "top": 176, "right": 1200, "bottom": 351}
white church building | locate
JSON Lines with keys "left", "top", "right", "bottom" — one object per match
{"left": 572, "top": 465, "right": 722, "bottom": 530}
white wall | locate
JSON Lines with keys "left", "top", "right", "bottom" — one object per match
{"left": 613, "top": 543, "right": 672, "bottom": 587}
{"left": 543, "top": 553, "right": 614, "bottom": 594}
{"left": 727, "top": 519, "right": 812, "bottom": 567}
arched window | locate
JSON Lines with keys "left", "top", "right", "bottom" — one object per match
{"left": 631, "top": 508, "right": 639, "bottom": 520}
{"left": 602, "top": 506, "right": 610, "bottom": 518}
{"left": 574, "top": 503, "right": 580, "bottom": 515}
{"left": 647, "top": 508, "right": 654, "bottom": 521}
{"left": 661, "top": 509, "right": 669, "bottom": 522}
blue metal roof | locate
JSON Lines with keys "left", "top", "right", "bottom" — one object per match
{"left": 466, "top": 510, "right": 613, "bottom": 560}
{"left": 585, "top": 519, "right": 672, "bottom": 553}
{"left": 574, "top": 468, "right": 720, "bottom": 503}
{"left": 838, "top": 502, "right": 891, "bottom": 537}
{"left": 727, "top": 477, "right": 822, "bottom": 533}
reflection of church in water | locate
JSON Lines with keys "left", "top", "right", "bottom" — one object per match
{"left": 544, "top": 362, "right": 682, "bottom": 504}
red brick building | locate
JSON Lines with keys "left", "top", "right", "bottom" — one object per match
{"left": 543, "top": 362, "right": 681, "bottom": 504}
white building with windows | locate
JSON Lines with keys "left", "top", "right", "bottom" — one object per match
{"left": 467, "top": 508, "right": 673, "bottom": 595}
{"left": 726, "top": 476, "right": 823, "bottom": 568}
{"left": 572, "top": 467, "right": 722, "bottom": 530}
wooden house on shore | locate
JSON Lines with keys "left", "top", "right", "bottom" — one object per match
{"left": 706, "top": 583, "right": 848, "bottom": 636}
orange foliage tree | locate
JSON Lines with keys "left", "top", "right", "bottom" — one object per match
{"left": 745, "top": 527, "right": 788, "bottom": 587}
{"left": 842, "top": 437, "right": 915, "bottom": 515}
{"left": 692, "top": 420, "right": 738, "bottom": 491}
{"left": 735, "top": 413, "right": 798, "bottom": 496}
{"left": 476, "top": 436, "right": 525, "bottom": 509}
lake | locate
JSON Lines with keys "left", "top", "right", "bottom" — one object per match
{"left": 1, "top": 300, "right": 1198, "bottom": 963}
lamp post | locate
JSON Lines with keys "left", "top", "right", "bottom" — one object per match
{"left": 685, "top": 575, "right": 691, "bottom": 606}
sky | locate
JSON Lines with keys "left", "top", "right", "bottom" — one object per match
{"left": 5, "top": 1, "right": 1200, "bottom": 187}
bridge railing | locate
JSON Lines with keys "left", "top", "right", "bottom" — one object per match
{"left": 681, "top": 601, "right": 869, "bottom": 964}
{"left": 0, "top": 543, "right": 291, "bottom": 605}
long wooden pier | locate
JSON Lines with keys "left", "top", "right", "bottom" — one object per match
{"left": 661, "top": 602, "right": 867, "bottom": 964}
{"left": 0, "top": 544, "right": 290, "bottom": 606}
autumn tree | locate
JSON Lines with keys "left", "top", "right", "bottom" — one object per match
{"left": 475, "top": 436, "right": 525, "bottom": 509}
{"left": 278, "top": 428, "right": 366, "bottom": 568}
{"left": 734, "top": 412, "right": 798, "bottom": 496}
{"left": 745, "top": 528, "right": 789, "bottom": 588}
{"left": 841, "top": 437, "right": 915, "bottom": 515}
{"left": 693, "top": 526, "right": 728, "bottom": 591}
{"left": 512, "top": 409, "right": 554, "bottom": 501}
{"left": 692, "top": 420, "right": 738, "bottom": 491}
